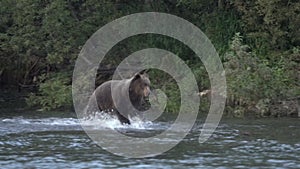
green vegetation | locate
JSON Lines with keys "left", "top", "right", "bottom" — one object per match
{"left": 224, "top": 33, "right": 299, "bottom": 117}
{"left": 0, "top": 0, "right": 299, "bottom": 117}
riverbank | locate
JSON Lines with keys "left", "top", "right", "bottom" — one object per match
{"left": 1, "top": 1, "right": 299, "bottom": 115}
{"left": 1, "top": 88, "right": 298, "bottom": 119}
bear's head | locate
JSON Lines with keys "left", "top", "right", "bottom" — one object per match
{"left": 129, "top": 70, "right": 151, "bottom": 99}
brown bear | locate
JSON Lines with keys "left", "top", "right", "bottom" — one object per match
{"left": 85, "top": 70, "right": 151, "bottom": 124}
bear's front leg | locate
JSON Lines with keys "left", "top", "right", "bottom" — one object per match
{"left": 115, "top": 110, "right": 131, "bottom": 125}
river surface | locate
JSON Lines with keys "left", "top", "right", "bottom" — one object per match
{"left": 0, "top": 112, "right": 299, "bottom": 169}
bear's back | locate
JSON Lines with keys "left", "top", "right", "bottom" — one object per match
{"left": 94, "top": 79, "right": 131, "bottom": 111}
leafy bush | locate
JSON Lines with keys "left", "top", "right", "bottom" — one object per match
{"left": 1, "top": 0, "right": 298, "bottom": 116}
{"left": 26, "top": 73, "right": 72, "bottom": 111}
{"left": 233, "top": 0, "right": 300, "bottom": 51}
{"left": 224, "top": 33, "right": 299, "bottom": 117}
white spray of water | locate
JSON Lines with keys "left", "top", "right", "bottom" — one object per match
{"left": 80, "top": 111, "right": 153, "bottom": 130}
{"left": 1, "top": 117, "right": 79, "bottom": 126}
{"left": 1, "top": 112, "right": 155, "bottom": 130}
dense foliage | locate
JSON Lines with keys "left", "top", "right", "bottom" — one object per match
{"left": 0, "top": 0, "right": 299, "bottom": 117}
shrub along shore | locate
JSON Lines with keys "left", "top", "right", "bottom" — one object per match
{"left": 0, "top": 1, "right": 299, "bottom": 118}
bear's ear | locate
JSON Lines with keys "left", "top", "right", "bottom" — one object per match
{"left": 133, "top": 73, "right": 141, "bottom": 81}
{"left": 132, "top": 69, "right": 149, "bottom": 81}
{"left": 139, "top": 69, "right": 149, "bottom": 74}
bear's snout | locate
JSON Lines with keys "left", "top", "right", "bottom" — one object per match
{"left": 144, "top": 86, "right": 151, "bottom": 97}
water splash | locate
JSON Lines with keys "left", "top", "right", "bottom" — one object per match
{"left": 2, "top": 117, "right": 79, "bottom": 126}
{"left": 80, "top": 111, "right": 154, "bottom": 130}
{"left": 0, "top": 112, "right": 165, "bottom": 137}
{"left": 1, "top": 112, "right": 156, "bottom": 130}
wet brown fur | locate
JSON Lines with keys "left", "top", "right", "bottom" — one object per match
{"left": 85, "top": 71, "right": 151, "bottom": 124}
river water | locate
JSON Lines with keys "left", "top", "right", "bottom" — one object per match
{"left": 0, "top": 112, "right": 299, "bottom": 169}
